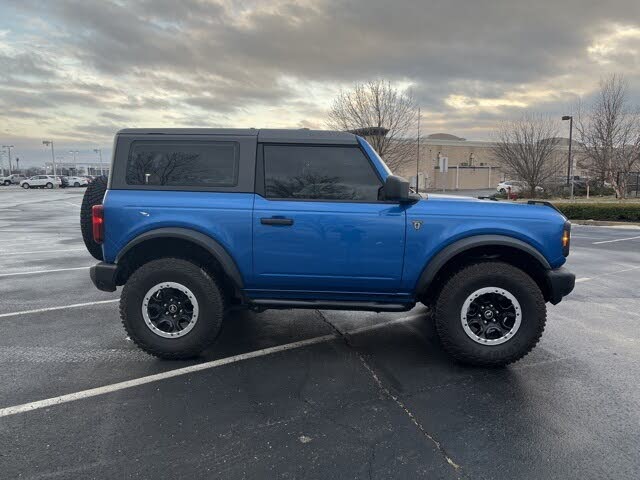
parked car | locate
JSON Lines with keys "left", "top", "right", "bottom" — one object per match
{"left": 60, "top": 176, "right": 69, "bottom": 188}
{"left": 19, "top": 175, "right": 62, "bottom": 189}
{"left": 66, "top": 176, "right": 89, "bottom": 187}
{"left": 81, "top": 128, "right": 574, "bottom": 367}
{"left": 497, "top": 180, "right": 543, "bottom": 194}
{"left": 1, "top": 174, "right": 26, "bottom": 186}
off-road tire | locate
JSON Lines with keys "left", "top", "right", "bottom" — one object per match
{"left": 80, "top": 176, "right": 108, "bottom": 260}
{"left": 435, "top": 261, "right": 546, "bottom": 367}
{"left": 120, "top": 258, "right": 224, "bottom": 359}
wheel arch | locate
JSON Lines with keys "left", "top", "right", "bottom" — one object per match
{"left": 416, "top": 235, "right": 552, "bottom": 305}
{"left": 115, "top": 227, "right": 245, "bottom": 301}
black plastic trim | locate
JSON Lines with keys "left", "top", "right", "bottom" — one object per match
{"left": 544, "top": 267, "right": 575, "bottom": 304}
{"left": 90, "top": 262, "right": 119, "bottom": 292}
{"left": 250, "top": 299, "right": 414, "bottom": 312}
{"left": 527, "top": 200, "right": 563, "bottom": 215}
{"left": 115, "top": 227, "right": 244, "bottom": 289}
{"left": 415, "top": 235, "right": 552, "bottom": 294}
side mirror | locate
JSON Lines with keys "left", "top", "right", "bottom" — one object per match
{"left": 382, "top": 175, "right": 417, "bottom": 203}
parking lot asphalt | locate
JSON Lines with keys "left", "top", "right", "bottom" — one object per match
{"left": 0, "top": 186, "right": 639, "bottom": 479}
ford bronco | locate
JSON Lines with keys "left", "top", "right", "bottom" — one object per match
{"left": 82, "top": 128, "right": 575, "bottom": 366}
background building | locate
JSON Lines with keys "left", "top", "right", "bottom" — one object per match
{"left": 387, "top": 133, "right": 575, "bottom": 191}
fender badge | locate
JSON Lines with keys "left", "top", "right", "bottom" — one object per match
{"left": 412, "top": 220, "right": 423, "bottom": 230}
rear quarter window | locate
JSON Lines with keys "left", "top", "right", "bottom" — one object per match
{"left": 126, "top": 141, "right": 239, "bottom": 187}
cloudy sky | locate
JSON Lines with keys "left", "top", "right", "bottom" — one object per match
{"left": 1, "top": 0, "right": 640, "bottom": 167}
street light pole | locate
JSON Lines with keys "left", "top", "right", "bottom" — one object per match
{"left": 415, "top": 107, "right": 421, "bottom": 194}
{"left": 69, "top": 150, "right": 79, "bottom": 175}
{"left": 42, "top": 140, "right": 57, "bottom": 184}
{"left": 2, "top": 145, "right": 14, "bottom": 174}
{"left": 562, "top": 116, "right": 574, "bottom": 200}
{"left": 93, "top": 148, "right": 103, "bottom": 175}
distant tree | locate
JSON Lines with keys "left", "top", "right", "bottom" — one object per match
{"left": 24, "top": 167, "right": 44, "bottom": 177}
{"left": 492, "top": 114, "right": 561, "bottom": 198}
{"left": 575, "top": 74, "right": 640, "bottom": 198}
{"left": 327, "top": 80, "right": 418, "bottom": 171}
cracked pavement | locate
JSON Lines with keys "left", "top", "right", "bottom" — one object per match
{"left": 1, "top": 187, "right": 639, "bottom": 479}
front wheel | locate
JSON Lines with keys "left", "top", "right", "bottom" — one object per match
{"left": 120, "top": 258, "right": 225, "bottom": 359}
{"left": 22, "top": 183, "right": 30, "bottom": 189}
{"left": 74, "top": 182, "right": 80, "bottom": 187}
{"left": 434, "top": 262, "right": 546, "bottom": 367}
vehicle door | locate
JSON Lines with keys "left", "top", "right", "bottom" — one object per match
{"left": 251, "top": 143, "right": 406, "bottom": 294}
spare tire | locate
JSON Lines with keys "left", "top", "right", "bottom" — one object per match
{"left": 80, "top": 176, "right": 108, "bottom": 261}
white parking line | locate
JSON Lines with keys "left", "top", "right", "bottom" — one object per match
{"left": 572, "top": 265, "right": 640, "bottom": 284}
{"left": 593, "top": 235, "right": 640, "bottom": 245}
{"left": 0, "top": 299, "right": 119, "bottom": 319}
{"left": 0, "top": 315, "right": 420, "bottom": 418}
{"left": 0, "top": 266, "right": 91, "bottom": 278}
{"left": 0, "top": 248, "right": 85, "bottom": 256}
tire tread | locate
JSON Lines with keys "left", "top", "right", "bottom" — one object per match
{"left": 435, "top": 261, "right": 546, "bottom": 367}
{"left": 120, "top": 257, "right": 224, "bottom": 359}
{"left": 80, "top": 176, "right": 108, "bottom": 260}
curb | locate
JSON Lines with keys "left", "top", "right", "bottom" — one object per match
{"left": 571, "top": 219, "right": 640, "bottom": 229}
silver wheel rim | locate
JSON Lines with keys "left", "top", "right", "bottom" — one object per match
{"left": 460, "top": 287, "right": 522, "bottom": 345}
{"left": 142, "top": 282, "right": 199, "bottom": 339}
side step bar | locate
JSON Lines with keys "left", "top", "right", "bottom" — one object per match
{"left": 249, "top": 299, "right": 414, "bottom": 312}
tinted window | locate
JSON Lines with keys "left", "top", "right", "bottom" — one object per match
{"left": 263, "top": 145, "right": 382, "bottom": 201}
{"left": 126, "top": 141, "right": 238, "bottom": 187}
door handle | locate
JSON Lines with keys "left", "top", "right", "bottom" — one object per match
{"left": 260, "top": 217, "right": 294, "bottom": 226}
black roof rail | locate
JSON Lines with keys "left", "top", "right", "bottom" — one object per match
{"left": 527, "top": 200, "right": 562, "bottom": 214}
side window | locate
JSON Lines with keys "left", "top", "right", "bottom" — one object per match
{"left": 126, "top": 141, "right": 239, "bottom": 187}
{"left": 263, "top": 145, "right": 382, "bottom": 201}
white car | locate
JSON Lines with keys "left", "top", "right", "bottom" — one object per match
{"left": 20, "top": 175, "right": 62, "bottom": 189}
{"left": 497, "top": 180, "right": 543, "bottom": 194}
{"left": 2, "top": 174, "right": 26, "bottom": 185}
{"left": 67, "top": 176, "right": 89, "bottom": 187}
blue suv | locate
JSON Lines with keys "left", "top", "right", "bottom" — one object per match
{"left": 82, "top": 128, "right": 574, "bottom": 366}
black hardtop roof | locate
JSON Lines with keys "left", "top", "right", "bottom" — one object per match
{"left": 116, "top": 128, "right": 358, "bottom": 145}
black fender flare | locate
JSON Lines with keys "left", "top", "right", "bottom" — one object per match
{"left": 415, "top": 234, "right": 551, "bottom": 295}
{"left": 116, "top": 227, "right": 244, "bottom": 289}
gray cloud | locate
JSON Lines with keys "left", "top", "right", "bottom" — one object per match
{"left": 2, "top": 0, "right": 640, "bottom": 159}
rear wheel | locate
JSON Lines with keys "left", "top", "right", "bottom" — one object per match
{"left": 434, "top": 262, "right": 546, "bottom": 367}
{"left": 74, "top": 182, "right": 80, "bottom": 187}
{"left": 45, "top": 182, "right": 53, "bottom": 189}
{"left": 80, "top": 176, "right": 108, "bottom": 260}
{"left": 3, "top": 180, "right": 10, "bottom": 186}
{"left": 120, "top": 258, "right": 224, "bottom": 359}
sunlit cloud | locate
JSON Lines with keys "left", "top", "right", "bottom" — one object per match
{"left": 0, "top": 0, "right": 639, "bottom": 166}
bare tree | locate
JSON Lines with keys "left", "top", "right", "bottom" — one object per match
{"left": 575, "top": 74, "right": 640, "bottom": 198}
{"left": 327, "top": 80, "right": 418, "bottom": 171}
{"left": 492, "top": 114, "right": 562, "bottom": 198}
